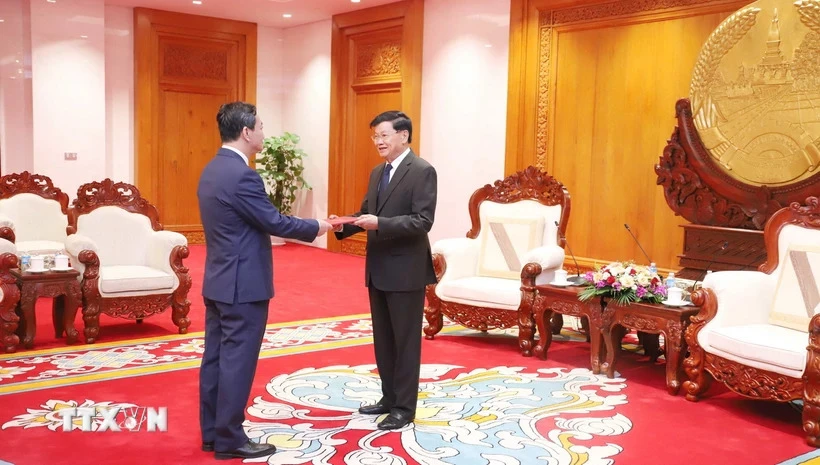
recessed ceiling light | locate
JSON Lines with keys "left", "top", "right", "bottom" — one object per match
{"left": 0, "top": 19, "right": 5, "bottom": 23}
{"left": 282, "top": 13, "right": 292, "bottom": 18}
{"left": 46, "top": 0, "right": 56, "bottom": 3}
{"left": 80, "top": 35, "right": 88, "bottom": 39}
{"left": 351, "top": 0, "right": 361, "bottom": 3}
{"left": 192, "top": 0, "right": 202, "bottom": 4}
{"left": 485, "top": 44, "right": 492, "bottom": 48}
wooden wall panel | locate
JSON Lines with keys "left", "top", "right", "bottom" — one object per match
{"left": 506, "top": 0, "right": 750, "bottom": 272}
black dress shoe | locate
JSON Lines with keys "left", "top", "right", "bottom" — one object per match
{"left": 214, "top": 441, "right": 276, "bottom": 460}
{"left": 377, "top": 410, "right": 414, "bottom": 430}
{"left": 202, "top": 442, "right": 214, "bottom": 452}
{"left": 358, "top": 402, "right": 391, "bottom": 415}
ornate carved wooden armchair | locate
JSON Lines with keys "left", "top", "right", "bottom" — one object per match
{"left": 65, "top": 179, "right": 191, "bottom": 343}
{"left": 0, "top": 172, "right": 69, "bottom": 254}
{"left": 684, "top": 196, "right": 820, "bottom": 446}
{"left": 424, "top": 166, "right": 571, "bottom": 356}
{"left": 0, "top": 238, "right": 20, "bottom": 353}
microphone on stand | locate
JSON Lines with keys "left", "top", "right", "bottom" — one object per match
{"left": 691, "top": 241, "right": 729, "bottom": 291}
{"left": 624, "top": 223, "right": 652, "bottom": 264}
{"left": 555, "top": 221, "right": 585, "bottom": 284}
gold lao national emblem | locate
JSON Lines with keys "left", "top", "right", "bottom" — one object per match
{"left": 690, "top": 0, "right": 820, "bottom": 186}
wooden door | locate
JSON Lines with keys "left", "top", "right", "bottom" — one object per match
{"left": 135, "top": 8, "right": 256, "bottom": 244}
{"left": 327, "top": 0, "right": 424, "bottom": 255}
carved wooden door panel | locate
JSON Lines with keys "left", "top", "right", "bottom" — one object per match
{"left": 327, "top": 0, "right": 424, "bottom": 255}
{"left": 135, "top": 8, "right": 256, "bottom": 244}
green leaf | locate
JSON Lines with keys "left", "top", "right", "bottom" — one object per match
{"left": 255, "top": 132, "right": 312, "bottom": 213}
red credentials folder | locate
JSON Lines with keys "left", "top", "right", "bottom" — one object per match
{"left": 327, "top": 216, "right": 358, "bottom": 226}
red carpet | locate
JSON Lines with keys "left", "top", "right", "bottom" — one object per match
{"left": 0, "top": 324, "right": 811, "bottom": 465}
{"left": 22, "top": 244, "right": 369, "bottom": 350}
{"left": 0, "top": 244, "right": 816, "bottom": 464}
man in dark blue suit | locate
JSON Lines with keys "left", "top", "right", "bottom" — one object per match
{"left": 197, "top": 102, "right": 332, "bottom": 460}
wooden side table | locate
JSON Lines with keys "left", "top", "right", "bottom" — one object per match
{"left": 521, "top": 283, "right": 605, "bottom": 374}
{"left": 600, "top": 300, "right": 699, "bottom": 395}
{"left": 12, "top": 268, "right": 81, "bottom": 349}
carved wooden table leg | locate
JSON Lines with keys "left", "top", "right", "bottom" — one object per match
{"left": 19, "top": 282, "right": 37, "bottom": 349}
{"left": 600, "top": 306, "right": 617, "bottom": 378}
{"left": 663, "top": 321, "right": 686, "bottom": 395}
{"left": 586, "top": 309, "right": 604, "bottom": 375}
{"left": 534, "top": 308, "right": 554, "bottom": 360}
{"left": 53, "top": 292, "right": 79, "bottom": 345}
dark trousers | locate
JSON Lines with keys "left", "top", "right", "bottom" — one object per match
{"left": 368, "top": 286, "right": 425, "bottom": 415}
{"left": 199, "top": 298, "right": 269, "bottom": 451}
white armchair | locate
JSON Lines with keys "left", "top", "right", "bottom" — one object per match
{"left": 0, "top": 172, "right": 69, "bottom": 254}
{"left": 0, "top": 238, "right": 20, "bottom": 353}
{"left": 67, "top": 179, "right": 191, "bottom": 343}
{"left": 424, "top": 167, "right": 571, "bottom": 356}
{"left": 683, "top": 196, "right": 820, "bottom": 446}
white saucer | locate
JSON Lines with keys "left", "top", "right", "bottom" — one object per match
{"left": 548, "top": 281, "right": 572, "bottom": 287}
{"left": 51, "top": 267, "right": 74, "bottom": 272}
{"left": 25, "top": 269, "right": 48, "bottom": 273}
{"left": 662, "top": 300, "right": 689, "bottom": 307}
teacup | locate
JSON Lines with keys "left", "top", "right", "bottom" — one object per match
{"left": 667, "top": 287, "right": 683, "bottom": 304}
{"left": 55, "top": 254, "right": 69, "bottom": 269}
{"left": 29, "top": 255, "right": 45, "bottom": 272}
{"left": 554, "top": 269, "right": 569, "bottom": 284}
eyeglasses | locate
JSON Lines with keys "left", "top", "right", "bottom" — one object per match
{"left": 371, "top": 131, "right": 398, "bottom": 142}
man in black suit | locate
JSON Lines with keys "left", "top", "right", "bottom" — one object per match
{"left": 197, "top": 102, "right": 332, "bottom": 459}
{"left": 333, "top": 110, "right": 437, "bottom": 430}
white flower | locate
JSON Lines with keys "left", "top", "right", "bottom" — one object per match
{"left": 636, "top": 273, "right": 651, "bottom": 286}
{"left": 609, "top": 264, "right": 626, "bottom": 277}
{"left": 619, "top": 275, "right": 636, "bottom": 289}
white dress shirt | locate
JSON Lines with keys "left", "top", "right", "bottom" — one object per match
{"left": 387, "top": 147, "right": 411, "bottom": 182}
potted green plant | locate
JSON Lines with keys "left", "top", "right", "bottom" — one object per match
{"left": 255, "top": 132, "right": 312, "bottom": 244}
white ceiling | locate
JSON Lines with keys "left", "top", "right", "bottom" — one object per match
{"left": 103, "top": 0, "right": 403, "bottom": 28}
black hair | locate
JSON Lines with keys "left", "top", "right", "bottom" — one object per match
{"left": 216, "top": 102, "right": 257, "bottom": 143}
{"left": 370, "top": 111, "right": 413, "bottom": 143}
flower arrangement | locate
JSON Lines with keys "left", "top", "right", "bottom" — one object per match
{"left": 578, "top": 261, "right": 667, "bottom": 305}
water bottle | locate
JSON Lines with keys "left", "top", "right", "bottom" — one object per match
{"left": 649, "top": 262, "right": 657, "bottom": 276}
{"left": 665, "top": 272, "right": 676, "bottom": 289}
{"left": 20, "top": 253, "right": 30, "bottom": 271}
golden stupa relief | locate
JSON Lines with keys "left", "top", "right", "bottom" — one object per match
{"left": 690, "top": 0, "right": 820, "bottom": 186}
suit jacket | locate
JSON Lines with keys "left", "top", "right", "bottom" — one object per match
{"left": 336, "top": 150, "right": 437, "bottom": 292}
{"left": 197, "top": 148, "right": 320, "bottom": 304}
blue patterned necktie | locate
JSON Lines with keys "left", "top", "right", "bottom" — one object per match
{"left": 378, "top": 163, "right": 393, "bottom": 201}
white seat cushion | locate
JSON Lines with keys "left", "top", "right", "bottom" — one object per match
{"left": 709, "top": 323, "right": 807, "bottom": 372}
{"left": 99, "top": 265, "right": 174, "bottom": 294}
{"left": 437, "top": 276, "right": 521, "bottom": 309}
{"left": 16, "top": 240, "right": 65, "bottom": 254}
